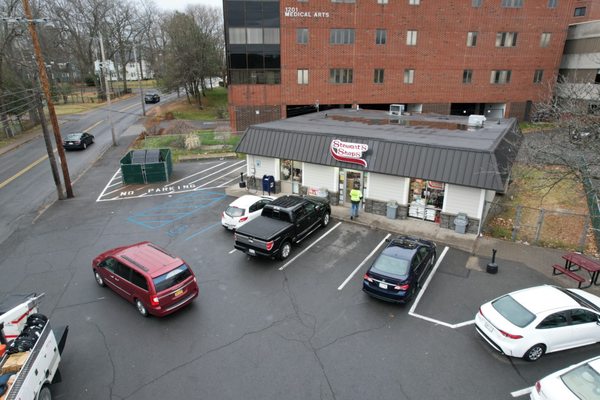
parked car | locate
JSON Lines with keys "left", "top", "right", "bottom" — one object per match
{"left": 144, "top": 92, "right": 160, "bottom": 104}
{"left": 530, "top": 355, "right": 600, "bottom": 399}
{"left": 362, "top": 235, "right": 436, "bottom": 303}
{"left": 475, "top": 285, "right": 600, "bottom": 361}
{"left": 221, "top": 195, "right": 275, "bottom": 231}
{"left": 63, "top": 132, "right": 94, "bottom": 150}
{"left": 234, "top": 195, "right": 331, "bottom": 260}
{"left": 92, "top": 241, "right": 199, "bottom": 317}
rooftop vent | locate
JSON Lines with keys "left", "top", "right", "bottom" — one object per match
{"left": 468, "top": 114, "right": 486, "bottom": 127}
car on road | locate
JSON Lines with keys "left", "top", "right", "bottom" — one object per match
{"left": 63, "top": 132, "right": 94, "bottom": 150}
{"left": 530, "top": 354, "right": 600, "bottom": 400}
{"left": 362, "top": 236, "right": 437, "bottom": 303}
{"left": 92, "top": 241, "right": 199, "bottom": 317}
{"left": 475, "top": 285, "right": 600, "bottom": 362}
{"left": 221, "top": 194, "right": 275, "bottom": 231}
{"left": 144, "top": 92, "right": 160, "bottom": 104}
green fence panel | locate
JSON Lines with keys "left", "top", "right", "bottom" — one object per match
{"left": 121, "top": 164, "right": 145, "bottom": 184}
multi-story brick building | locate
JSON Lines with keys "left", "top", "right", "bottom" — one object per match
{"left": 223, "top": 0, "right": 591, "bottom": 132}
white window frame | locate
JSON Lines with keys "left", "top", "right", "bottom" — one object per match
{"left": 298, "top": 69, "right": 309, "bottom": 84}
{"left": 463, "top": 69, "right": 473, "bottom": 84}
{"left": 404, "top": 69, "right": 415, "bottom": 84}
{"left": 533, "top": 69, "right": 543, "bottom": 83}
{"left": 376, "top": 29, "right": 387, "bottom": 45}
{"left": 377, "top": 0, "right": 388, "bottom": 3}
{"left": 490, "top": 70, "right": 511, "bottom": 84}
{"left": 374, "top": 69, "right": 384, "bottom": 84}
{"left": 467, "top": 31, "right": 478, "bottom": 47}
{"left": 496, "top": 32, "right": 518, "bottom": 47}
{"left": 501, "top": 0, "right": 523, "bottom": 7}
{"left": 409, "top": 0, "right": 420, "bottom": 4}
{"left": 540, "top": 32, "right": 551, "bottom": 48}
{"left": 407, "top": 30, "right": 418, "bottom": 46}
{"left": 297, "top": 28, "right": 309, "bottom": 44}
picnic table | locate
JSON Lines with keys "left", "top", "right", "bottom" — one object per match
{"left": 552, "top": 252, "right": 600, "bottom": 289}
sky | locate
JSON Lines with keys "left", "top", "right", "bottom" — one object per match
{"left": 155, "top": 0, "right": 222, "bottom": 11}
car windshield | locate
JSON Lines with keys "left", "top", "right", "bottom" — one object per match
{"left": 561, "top": 363, "right": 600, "bottom": 400}
{"left": 65, "top": 133, "right": 82, "bottom": 140}
{"left": 226, "top": 206, "right": 245, "bottom": 218}
{"left": 152, "top": 264, "right": 192, "bottom": 292}
{"left": 372, "top": 254, "right": 410, "bottom": 277}
{"left": 491, "top": 295, "right": 536, "bottom": 328}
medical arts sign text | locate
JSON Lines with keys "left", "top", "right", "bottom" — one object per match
{"left": 284, "top": 7, "right": 330, "bottom": 17}
{"left": 330, "top": 139, "right": 368, "bottom": 167}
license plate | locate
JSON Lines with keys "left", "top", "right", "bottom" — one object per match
{"left": 379, "top": 282, "right": 388, "bottom": 289}
{"left": 484, "top": 320, "right": 493, "bottom": 333}
{"left": 174, "top": 289, "right": 184, "bottom": 297}
{"left": 248, "top": 249, "right": 256, "bottom": 255}
{"left": 68, "top": 142, "right": 73, "bottom": 145}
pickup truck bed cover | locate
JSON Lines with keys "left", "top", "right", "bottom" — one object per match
{"left": 236, "top": 216, "right": 290, "bottom": 239}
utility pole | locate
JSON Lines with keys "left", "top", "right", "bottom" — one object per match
{"left": 133, "top": 47, "right": 146, "bottom": 116}
{"left": 99, "top": 33, "right": 117, "bottom": 146}
{"left": 22, "top": 0, "right": 74, "bottom": 198}
{"left": 35, "top": 89, "right": 64, "bottom": 200}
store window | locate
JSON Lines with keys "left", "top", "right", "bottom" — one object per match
{"left": 408, "top": 179, "right": 444, "bottom": 222}
{"left": 281, "top": 160, "right": 302, "bottom": 194}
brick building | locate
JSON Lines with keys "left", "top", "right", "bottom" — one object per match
{"left": 224, "top": 0, "right": 588, "bottom": 132}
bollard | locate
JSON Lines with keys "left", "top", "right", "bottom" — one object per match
{"left": 238, "top": 172, "right": 246, "bottom": 188}
{"left": 486, "top": 248, "right": 498, "bottom": 274}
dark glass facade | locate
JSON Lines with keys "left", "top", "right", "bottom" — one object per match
{"left": 225, "top": 0, "right": 281, "bottom": 84}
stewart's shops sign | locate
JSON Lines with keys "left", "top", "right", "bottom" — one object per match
{"left": 330, "top": 139, "right": 368, "bottom": 167}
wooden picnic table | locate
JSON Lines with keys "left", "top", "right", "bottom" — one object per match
{"left": 563, "top": 252, "right": 600, "bottom": 288}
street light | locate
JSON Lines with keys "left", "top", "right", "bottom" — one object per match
{"left": 21, "top": 0, "right": 74, "bottom": 198}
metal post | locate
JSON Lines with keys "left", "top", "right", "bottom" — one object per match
{"left": 133, "top": 47, "right": 146, "bottom": 116}
{"left": 511, "top": 205, "right": 522, "bottom": 242}
{"left": 35, "top": 89, "right": 64, "bottom": 200}
{"left": 22, "top": 0, "right": 74, "bottom": 198}
{"left": 98, "top": 33, "right": 117, "bottom": 146}
{"left": 534, "top": 209, "right": 545, "bottom": 244}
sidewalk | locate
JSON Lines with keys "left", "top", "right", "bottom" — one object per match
{"left": 225, "top": 185, "right": 600, "bottom": 295}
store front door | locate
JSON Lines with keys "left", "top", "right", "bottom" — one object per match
{"left": 344, "top": 171, "right": 362, "bottom": 205}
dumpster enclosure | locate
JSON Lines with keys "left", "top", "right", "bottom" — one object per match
{"left": 120, "top": 149, "right": 173, "bottom": 184}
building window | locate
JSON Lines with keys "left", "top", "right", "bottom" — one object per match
{"left": 472, "top": 0, "right": 482, "bottom": 6}
{"left": 376, "top": 29, "right": 387, "bottom": 45}
{"left": 229, "top": 27, "right": 279, "bottom": 45}
{"left": 331, "top": 0, "right": 355, "bottom": 3}
{"left": 533, "top": 69, "right": 543, "bottom": 83}
{"left": 496, "top": 32, "right": 518, "bottom": 47}
{"left": 596, "top": 69, "right": 600, "bottom": 84}
{"left": 378, "top": 0, "right": 388, "bottom": 3}
{"left": 463, "top": 69, "right": 473, "bottom": 84}
{"left": 407, "top": 30, "right": 418, "bottom": 46}
{"left": 247, "top": 28, "right": 263, "bottom": 44}
{"left": 298, "top": 69, "right": 309, "bottom": 84}
{"left": 330, "top": 68, "right": 353, "bottom": 83}
{"left": 374, "top": 69, "right": 384, "bottom": 83}
{"left": 490, "top": 70, "right": 511, "bottom": 84}
{"left": 501, "top": 0, "right": 523, "bottom": 7}
{"left": 330, "top": 29, "right": 355, "bottom": 44}
{"left": 297, "top": 28, "right": 309, "bottom": 44}
{"left": 467, "top": 32, "right": 478, "bottom": 47}
{"left": 574, "top": 7, "right": 586, "bottom": 17}
{"left": 409, "top": 0, "right": 420, "bottom": 4}
{"left": 540, "top": 32, "right": 551, "bottom": 48}
{"left": 229, "top": 28, "right": 246, "bottom": 44}
{"left": 404, "top": 69, "right": 414, "bottom": 84}
{"left": 548, "top": 0, "right": 557, "bottom": 8}
{"left": 263, "top": 28, "right": 279, "bottom": 44}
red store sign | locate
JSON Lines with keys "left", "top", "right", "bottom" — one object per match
{"left": 330, "top": 139, "right": 368, "bottom": 167}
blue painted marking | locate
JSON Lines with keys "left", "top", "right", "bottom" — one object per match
{"left": 128, "top": 191, "right": 226, "bottom": 229}
{"left": 184, "top": 222, "right": 220, "bottom": 241}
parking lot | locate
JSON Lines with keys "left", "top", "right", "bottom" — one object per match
{"left": 1, "top": 150, "right": 599, "bottom": 400}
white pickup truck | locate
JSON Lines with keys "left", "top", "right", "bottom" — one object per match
{"left": 0, "top": 294, "right": 67, "bottom": 400}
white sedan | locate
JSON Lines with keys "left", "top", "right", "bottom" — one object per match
{"left": 221, "top": 195, "right": 274, "bottom": 231}
{"left": 531, "top": 355, "right": 600, "bottom": 399}
{"left": 475, "top": 285, "right": 600, "bottom": 362}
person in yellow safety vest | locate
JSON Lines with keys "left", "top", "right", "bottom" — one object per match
{"left": 350, "top": 182, "right": 363, "bottom": 220}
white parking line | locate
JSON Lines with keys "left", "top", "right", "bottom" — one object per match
{"left": 337, "top": 233, "right": 391, "bottom": 291}
{"left": 407, "top": 246, "right": 475, "bottom": 329}
{"left": 229, "top": 249, "right": 236, "bottom": 254}
{"left": 96, "top": 169, "right": 123, "bottom": 202}
{"left": 278, "top": 222, "right": 342, "bottom": 271}
{"left": 188, "top": 161, "right": 246, "bottom": 185}
{"left": 511, "top": 387, "right": 533, "bottom": 397}
{"left": 168, "top": 161, "right": 227, "bottom": 185}
{"left": 193, "top": 164, "right": 245, "bottom": 188}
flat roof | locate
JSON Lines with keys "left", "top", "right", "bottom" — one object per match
{"left": 236, "top": 109, "right": 523, "bottom": 192}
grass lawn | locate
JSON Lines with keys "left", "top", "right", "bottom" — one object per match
{"left": 152, "top": 87, "right": 228, "bottom": 120}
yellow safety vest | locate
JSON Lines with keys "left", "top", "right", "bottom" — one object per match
{"left": 350, "top": 189, "right": 362, "bottom": 202}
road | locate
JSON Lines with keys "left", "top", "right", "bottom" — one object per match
{"left": 0, "top": 90, "right": 177, "bottom": 245}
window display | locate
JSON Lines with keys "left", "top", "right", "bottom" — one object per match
{"left": 408, "top": 179, "right": 444, "bottom": 222}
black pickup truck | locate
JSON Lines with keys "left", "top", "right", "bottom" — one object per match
{"left": 234, "top": 195, "right": 331, "bottom": 260}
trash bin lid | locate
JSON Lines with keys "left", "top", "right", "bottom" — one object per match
{"left": 131, "top": 150, "right": 146, "bottom": 164}
{"left": 145, "top": 149, "right": 160, "bottom": 163}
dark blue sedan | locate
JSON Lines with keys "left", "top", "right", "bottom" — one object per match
{"left": 363, "top": 236, "right": 436, "bottom": 303}
{"left": 63, "top": 132, "right": 94, "bottom": 150}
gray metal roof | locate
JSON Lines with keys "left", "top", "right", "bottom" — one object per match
{"left": 235, "top": 109, "right": 523, "bottom": 192}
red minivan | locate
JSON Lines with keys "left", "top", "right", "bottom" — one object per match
{"left": 92, "top": 242, "right": 199, "bottom": 317}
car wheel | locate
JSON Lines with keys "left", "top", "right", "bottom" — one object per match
{"left": 82, "top": 142, "right": 87, "bottom": 149}
{"left": 37, "top": 385, "right": 52, "bottom": 400}
{"left": 94, "top": 271, "right": 106, "bottom": 287}
{"left": 523, "top": 344, "right": 545, "bottom": 362}
{"left": 322, "top": 213, "right": 330, "bottom": 227}
{"left": 279, "top": 241, "right": 292, "bottom": 261}
{"left": 135, "top": 299, "right": 149, "bottom": 317}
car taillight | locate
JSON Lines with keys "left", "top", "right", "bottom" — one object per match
{"left": 266, "top": 241, "right": 274, "bottom": 251}
{"left": 479, "top": 307, "right": 483, "bottom": 316}
{"left": 499, "top": 329, "right": 522, "bottom": 339}
{"left": 150, "top": 296, "right": 159, "bottom": 307}
{"left": 394, "top": 283, "right": 410, "bottom": 290}
{"left": 534, "top": 381, "right": 541, "bottom": 393}
{"left": 363, "top": 274, "right": 373, "bottom": 282}
{"left": 239, "top": 217, "right": 248, "bottom": 222}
